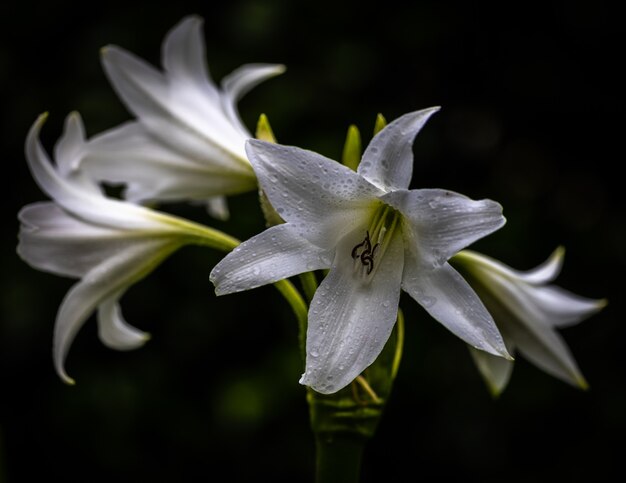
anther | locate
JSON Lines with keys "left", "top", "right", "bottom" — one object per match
{"left": 351, "top": 231, "right": 379, "bottom": 274}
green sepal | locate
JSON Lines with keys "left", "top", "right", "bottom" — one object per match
{"left": 255, "top": 113, "right": 276, "bottom": 142}
{"left": 373, "top": 113, "right": 387, "bottom": 135}
{"left": 255, "top": 114, "right": 284, "bottom": 227}
{"left": 341, "top": 125, "right": 362, "bottom": 171}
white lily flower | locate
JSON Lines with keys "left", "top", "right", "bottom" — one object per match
{"left": 452, "top": 248, "right": 607, "bottom": 395}
{"left": 211, "top": 108, "right": 511, "bottom": 394}
{"left": 18, "top": 112, "right": 237, "bottom": 384}
{"left": 78, "top": 15, "right": 285, "bottom": 217}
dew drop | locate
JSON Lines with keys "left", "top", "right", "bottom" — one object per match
{"left": 420, "top": 296, "right": 437, "bottom": 308}
{"left": 310, "top": 349, "right": 319, "bottom": 358}
{"left": 382, "top": 300, "right": 390, "bottom": 308}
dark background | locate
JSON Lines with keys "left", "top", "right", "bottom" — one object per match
{"left": 1, "top": 1, "right": 623, "bottom": 481}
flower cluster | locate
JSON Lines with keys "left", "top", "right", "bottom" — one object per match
{"left": 18, "top": 15, "right": 605, "bottom": 394}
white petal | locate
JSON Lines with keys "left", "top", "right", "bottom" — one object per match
{"left": 25, "top": 115, "right": 188, "bottom": 232}
{"left": 102, "top": 38, "right": 249, "bottom": 166}
{"left": 101, "top": 45, "right": 170, "bottom": 121}
{"left": 18, "top": 202, "right": 128, "bottom": 278}
{"left": 54, "top": 111, "right": 86, "bottom": 177}
{"left": 299, "top": 226, "right": 404, "bottom": 394}
{"left": 504, "top": 312, "right": 588, "bottom": 388}
{"left": 515, "top": 246, "right": 565, "bottom": 284}
{"left": 53, "top": 239, "right": 180, "bottom": 384}
{"left": 461, "top": 255, "right": 605, "bottom": 329}
{"left": 402, "top": 259, "right": 510, "bottom": 358}
{"left": 210, "top": 224, "right": 332, "bottom": 295}
{"left": 204, "top": 196, "right": 230, "bottom": 221}
{"left": 220, "top": 63, "right": 286, "bottom": 133}
{"left": 525, "top": 285, "right": 606, "bottom": 328}
{"left": 97, "top": 295, "right": 150, "bottom": 350}
{"left": 469, "top": 346, "right": 515, "bottom": 396}
{"left": 83, "top": 122, "right": 256, "bottom": 203}
{"left": 457, "top": 248, "right": 565, "bottom": 285}
{"left": 245, "top": 139, "right": 381, "bottom": 247}
{"left": 358, "top": 107, "right": 440, "bottom": 191}
{"left": 222, "top": 63, "right": 286, "bottom": 103}
{"left": 102, "top": 44, "right": 246, "bottom": 161}
{"left": 384, "top": 188, "right": 505, "bottom": 266}
{"left": 161, "top": 15, "right": 219, "bottom": 100}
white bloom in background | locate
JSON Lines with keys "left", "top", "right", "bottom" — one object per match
{"left": 79, "top": 15, "right": 285, "bottom": 218}
{"left": 211, "top": 108, "right": 511, "bottom": 394}
{"left": 452, "top": 248, "right": 607, "bottom": 395}
{"left": 18, "top": 112, "right": 237, "bottom": 384}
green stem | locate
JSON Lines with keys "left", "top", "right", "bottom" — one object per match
{"left": 189, "top": 227, "right": 309, "bottom": 354}
{"left": 273, "top": 279, "right": 309, "bottom": 356}
{"left": 315, "top": 434, "right": 366, "bottom": 483}
{"left": 308, "top": 387, "right": 384, "bottom": 483}
{"left": 299, "top": 271, "right": 319, "bottom": 303}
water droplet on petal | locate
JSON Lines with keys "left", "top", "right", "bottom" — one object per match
{"left": 420, "top": 296, "right": 437, "bottom": 308}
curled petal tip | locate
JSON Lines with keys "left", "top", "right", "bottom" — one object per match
{"left": 36, "top": 112, "right": 49, "bottom": 125}
{"left": 578, "top": 377, "right": 590, "bottom": 391}
{"left": 60, "top": 372, "right": 76, "bottom": 386}
{"left": 596, "top": 298, "right": 609, "bottom": 310}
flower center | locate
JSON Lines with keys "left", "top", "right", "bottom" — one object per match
{"left": 350, "top": 203, "right": 400, "bottom": 277}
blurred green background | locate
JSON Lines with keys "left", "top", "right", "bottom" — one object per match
{"left": 1, "top": 1, "right": 623, "bottom": 481}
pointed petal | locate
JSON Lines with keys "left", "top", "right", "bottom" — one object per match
{"left": 97, "top": 295, "right": 150, "bottom": 350}
{"left": 456, "top": 250, "right": 606, "bottom": 329}
{"left": 162, "top": 15, "right": 218, "bottom": 98}
{"left": 505, "top": 313, "right": 588, "bottom": 389}
{"left": 526, "top": 285, "right": 606, "bottom": 328}
{"left": 469, "top": 346, "right": 515, "bottom": 396}
{"left": 403, "top": 259, "right": 510, "bottom": 358}
{"left": 221, "top": 63, "right": 286, "bottom": 104}
{"left": 53, "top": 239, "right": 180, "bottom": 384}
{"left": 516, "top": 246, "right": 565, "bottom": 284}
{"left": 210, "top": 224, "right": 332, "bottom": 295}
{"left": 299, "top": 226, "right": 404, "bottom": 394}
{"left": 25, "top": 115, "right": 195, "bottom": 232}
{"left": 220, "top": 63, "right": 286, "bottom": 134}
{"left": 83, "top": 122, "right": 256, "bottom": 203}
{"left": 54, "top": 111, "right": 86, "bottom": 176}
{"left": 204, "top": 196, "right": 230, "bottom": 220}
{"left": 245, "top": 139, "right": 381, "bottom": 247}
{"left": 101, "top": 44, "right": 250, "bottom": 172}
{"left": 358, "top": 107, "right": 440, "bottom": 191}
{"left": 17, "top": 202, "right": 129, "bottom": 278}
{"left": 384, "top": 188, "right": 505, "bottom": 266}
{"left": 101, "top": 45, "right": 170, "bottom": 120}
{"left": 457, "top": 248, "right": 565, "bottom": 285}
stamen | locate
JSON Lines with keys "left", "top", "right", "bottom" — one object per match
{"left": 351, "top": 231, "right": 380, "bottom": 274}
{"left": 349, "top": 203, "right": 401, "bottom": 278}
